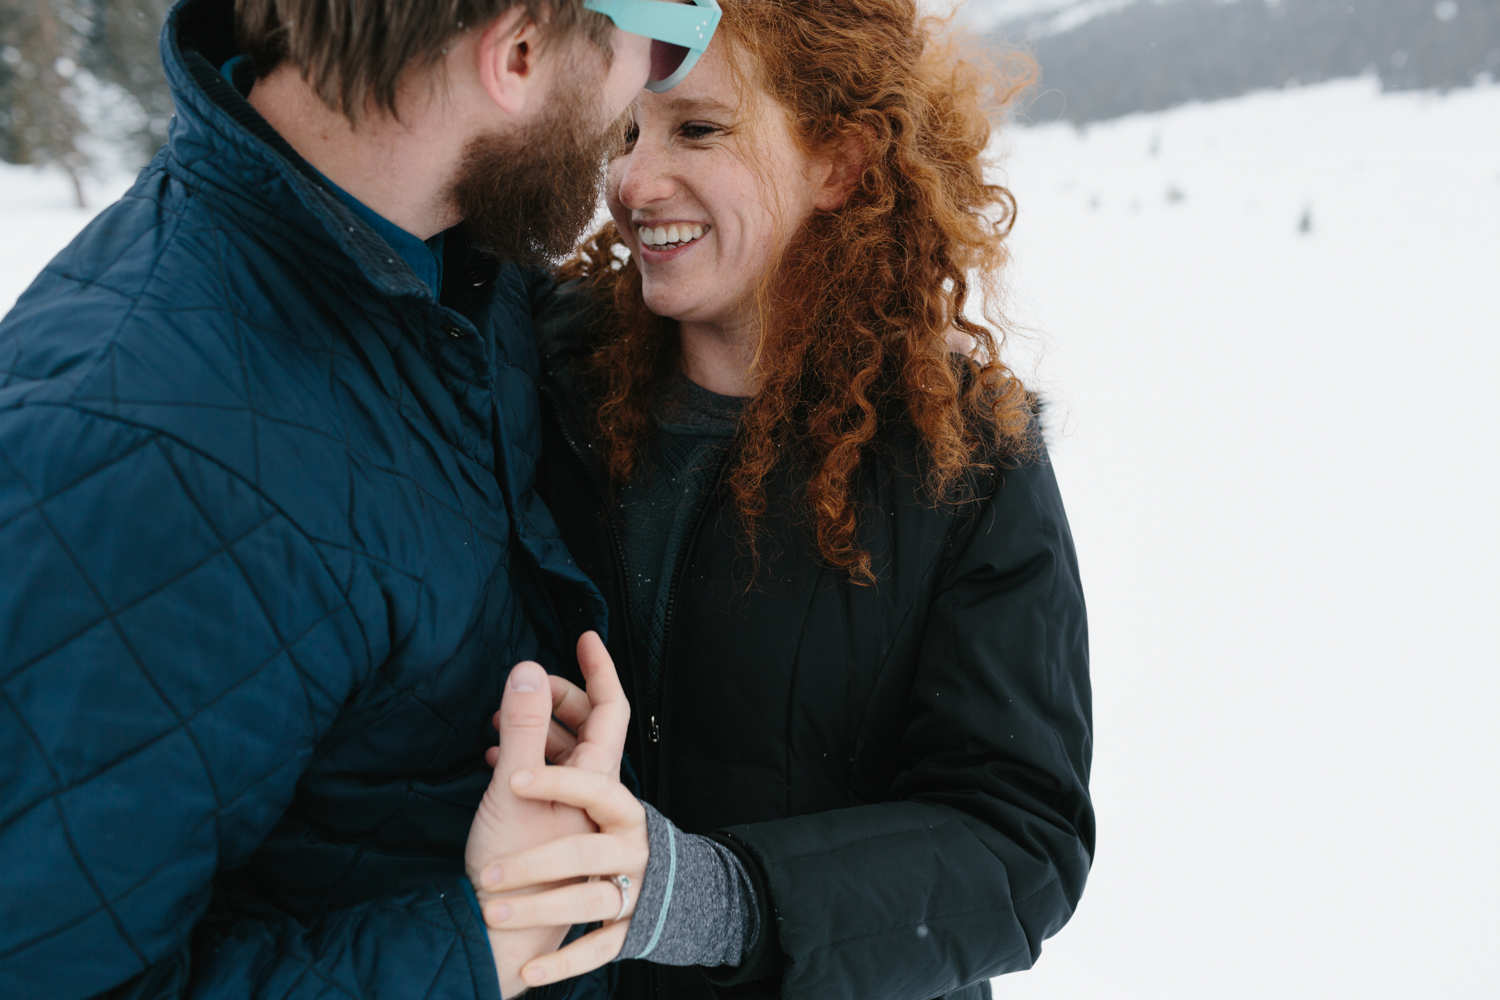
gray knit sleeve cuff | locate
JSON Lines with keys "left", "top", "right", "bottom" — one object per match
{"left": 615, "top": 802, "right": 760, "bottom": 967}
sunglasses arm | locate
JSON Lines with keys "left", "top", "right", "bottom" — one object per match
{"left": 583, "top": 0, "right": 721, "bottom": 51}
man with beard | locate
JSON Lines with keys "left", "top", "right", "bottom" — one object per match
{"left": 0, "top": 1, "right": 719, "bottom": 999}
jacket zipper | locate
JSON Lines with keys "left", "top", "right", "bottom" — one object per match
{"left": 650, "top": 443, "right": 735, "bottom": 754}
{"left": 639, "top": 446, "right": 732, "bottom": 1000}
{"left": 539, "top": 375, "right": 737, "bottom": 801}
{"left": 537, "top": 382, "right": 646, "bottom": 765}
{"left": 541, "top": 381, "right": 668, "bottom": 1000}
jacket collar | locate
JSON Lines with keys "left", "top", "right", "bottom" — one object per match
{"left": 160, "top": 0, "right": 458, "bottom": 301}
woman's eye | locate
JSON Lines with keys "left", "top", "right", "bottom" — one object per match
{"left": 622, "top": 124, "right": 640, "bottom": 146}
{"left": 679, "top": 122, "right": 719, "bottom": 140}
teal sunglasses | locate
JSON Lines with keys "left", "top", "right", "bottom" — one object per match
{"left": 582, "top": 0, "right": 722, "bottom": 92}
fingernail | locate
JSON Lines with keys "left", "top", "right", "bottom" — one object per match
{"left": 487, "top": 902, "right": 512, "bottom": 923}
{"left": 482, "top": 865, "right": 502, "bottom": 888}
{"left": 523, "top": 965, "right": 547, "bottom": 984}
{"left": 509, "top": 663, "right": 544, "bottom": 692}
{"left": 511, "top": 768, "right": 535, "bottom": 789}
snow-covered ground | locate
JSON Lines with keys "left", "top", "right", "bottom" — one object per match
{"left": 0, "top": 167, "right": 133, "bottom": 317}
{"left": 2, "top": 73, "right": 1496, "bottom": 998}
{"left": 991, "top": 76, "right": 1499, "bottom": 997}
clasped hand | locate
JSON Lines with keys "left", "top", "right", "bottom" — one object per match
{"left": 464, "top": 632, "right": 650, "bottom": 995}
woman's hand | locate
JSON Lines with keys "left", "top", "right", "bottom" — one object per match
{"left": 475, "top": 764, "right": 651, "bottom": 989}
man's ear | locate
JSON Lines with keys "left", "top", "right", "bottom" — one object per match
{"left": 813, "top": 134, "right": 868, "bottom": 211}
{"left": 476, "top": 8, "right": 546, "bottom": 118}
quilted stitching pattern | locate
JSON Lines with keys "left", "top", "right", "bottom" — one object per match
{"left": 0, "top": 1, "right": 601, "bottom": 997}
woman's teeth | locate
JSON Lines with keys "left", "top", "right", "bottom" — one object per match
{"left": 638, "top": 223, "right": 706, "bottom": 249}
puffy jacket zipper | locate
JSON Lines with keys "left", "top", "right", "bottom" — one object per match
{"left": 539, "top": 373, "right": 737, "bottom": 801}
{"left": 650, "top": 443, "right": 735, "bottom": 747}
{"left": 638, "top": 445, "right": 732, "bottom": 1000}
{"left": 537, "top": 382, "right": 646, "bottom": 762}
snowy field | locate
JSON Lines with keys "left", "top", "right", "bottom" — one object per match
{"left": 991, "top": 76, "right": 1499, "bottom": 998}
{"left": 2, "top": 74, "right": 1497, "bottom": 998}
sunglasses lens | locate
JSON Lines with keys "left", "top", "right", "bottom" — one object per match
{"left": 650, "top": 40, "right": 690, "bottom": 83}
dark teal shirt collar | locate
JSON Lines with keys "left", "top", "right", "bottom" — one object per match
{"left": 317, "top": 180, "right": 446, "bottom": 298}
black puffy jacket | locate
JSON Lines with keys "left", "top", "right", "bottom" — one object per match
{"left": 531, "top": 286, "right": 1094, "bottom": 1000}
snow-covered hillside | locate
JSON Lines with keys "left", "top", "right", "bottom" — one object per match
{"left": 951, "top": 0, "right": 1146, "bottom": 35}
{"left": 2, "top": 74, "right": 1496, "bottom": 998}
{"left": 990, "top": 75, "right": 1498, "bottom": 997}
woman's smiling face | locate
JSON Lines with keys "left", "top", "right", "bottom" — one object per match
{"left": 605, "top": 43, "right": 829, "bottom": 332}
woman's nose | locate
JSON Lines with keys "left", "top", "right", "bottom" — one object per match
{"left": 615, "top": 143, "right": 677, "bottom": 209}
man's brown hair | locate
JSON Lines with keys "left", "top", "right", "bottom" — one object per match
{"left": 234, "top": 0, "right": 612, "bottom": 120}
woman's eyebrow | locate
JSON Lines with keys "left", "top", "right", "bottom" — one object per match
{"left": 663, "top": 96, "right": 734, "bottom": 115}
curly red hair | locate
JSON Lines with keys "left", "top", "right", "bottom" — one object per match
{"left": 560, "top": 0, "right": 1037, "bottom": 584}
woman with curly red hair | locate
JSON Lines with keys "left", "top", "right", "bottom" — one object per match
{"left": 476, "top": 3, "right": 1093, "bottom": 998}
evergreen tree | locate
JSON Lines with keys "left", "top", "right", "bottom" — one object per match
{"left": 84, "top": 0, "right": 172, "bottom": 161}
{"left": 0, "top": 0, "right": 91, "bottom": 206}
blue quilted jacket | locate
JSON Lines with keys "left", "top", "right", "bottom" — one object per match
{"left": 0, "top": 1, "right": 607, "bottom": 997}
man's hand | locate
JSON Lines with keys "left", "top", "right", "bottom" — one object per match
{"left": 478, "top": 765, "right": 650, "bottom": 989}
{"left": 464, "top": 633, "right": 629, "bottom": 996}
{"left": 484, "top": 631, "right": 628, "bottom": 777}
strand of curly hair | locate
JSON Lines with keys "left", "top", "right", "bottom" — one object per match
{"left": 559, "top": 0, "right": 1039, "bottom": 585}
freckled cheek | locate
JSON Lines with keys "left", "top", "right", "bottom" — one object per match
{"left": 605, "top": 172, "right": 631, "bottom": 239}
{"left": 733, "top": 212, "right": 777, "bottom": 271}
